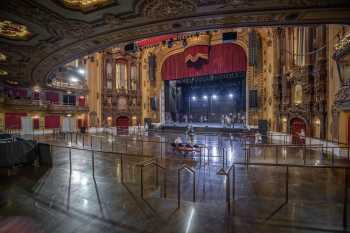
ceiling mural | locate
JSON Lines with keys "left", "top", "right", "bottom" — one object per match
{"left": 59, "top": 0, "right": 116, "bottom": 12}
{"left": 0, "top": 0, "right": 349, "bottom": 86}
{"left": 0, "top": 19, "right": 31, "bottom": 40}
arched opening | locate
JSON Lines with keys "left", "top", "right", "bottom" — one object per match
{"left": 291, "top": 117, "right": 307, "bottom": 144}
{"left": 162, "top": 43, "right": 247, "bottom": 125}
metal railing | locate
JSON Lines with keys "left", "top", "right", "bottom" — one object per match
{"left": 138, "top": 159, "right": 167, "bottom": 199}
{"left": 177, "top": 165, "right": 196, "bottom": 208}
{"left": 220, "top": 161, "right": 350, "bottom": 229}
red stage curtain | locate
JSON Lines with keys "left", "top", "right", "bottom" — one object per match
{"left": 184, "top": 45, "right": 209, "bottom": 63}
{"left": 45, "top": 116, "right": 60, "bottom": 129}
{"left": 45, "top": 91, "right": 59, "bottom": 104}
{"left": 5, "top": 113, "right": 27, "bottom": 129}
{"left": 33, "top": 118, "right": 40, "bottom": 129}
{"left": 162, "top": 43, "right": 247, "bottom": 80}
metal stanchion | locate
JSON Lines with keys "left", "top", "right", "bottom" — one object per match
{"left": 232, "top": 165, "right": 235, "bottom": 201}
{"left": 69, "top": 147, "right": 72, "bottom": 174}
{"left": 100, "top": 137, "right": 102, "bottom": 150}
{"left": 177, "top": 169, "right": 181, "bottom": 208}
{"left": 140, "top": 166, "right": 144, "bottom": 198}
{"left": 120, "top": 155, "right": 124, "bottom": 183}
{"left": 343, "top": 168, "right": 348, "bottom": 229}
{"left": 226, "top": 174, "right": 230, "bottom": 211}
{"left": 90, "top": 136, "right": 93, "bottom": 148}
{"left": 112, "top": 139, "right": 114, "bottom": 152}
{"left": 82, "top": 135, "right": 85, "bottom": 147}
{"left": 163, "top": 171, "right": 167, "bottom": 198}
{"left": 92, "top": 151, "right": 95, "bottom": 177}
{"left": 285, "top": 166, "right": 289, "bottom": 203}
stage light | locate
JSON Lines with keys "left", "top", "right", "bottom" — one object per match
{"left": 203, "top": 95, "right": 208, "bottom": 100}
{"left": 212, "top": 94, "right": 217, "bottom": 99}
{"left": 191, "top": 96, "right": 196, "bottom": 101}
{"left": 78, "top": 68, "right": 85, "bottom": 75}
{"left": 229, "top": 93, "right": 233, "bottom": 98}
{"left": 70, "top": 76, "right": 79, "bottom": 82}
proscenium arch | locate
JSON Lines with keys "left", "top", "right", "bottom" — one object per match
{"left": 158, "top": 42, "right": 249, "bottom": 124}
{"left": 5, "top": 3, "right": 347, "bottom": 85}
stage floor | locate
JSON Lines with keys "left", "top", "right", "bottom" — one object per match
{"left": 162, "top": 122, "right": 246, "bottom": 129}
{"left": 160, "top": 122, "right": 252, "bottom": 133}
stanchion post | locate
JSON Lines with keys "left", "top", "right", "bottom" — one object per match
{"left": 285, "top": 166, "right": 289, "bottom": 203}
{"left": 100, "top": 137, "right": 102, "bottom": 150}
{"left": 232, "top": 165, "right": 235, "bottom": 201}
{"left": 92, "top": 150, "right": 95, "bottom": 177}
{"left": 163, "top": 171, "right": 167, "bottom": 198}
{"left": 193, "top": 172, "right": 196, "bottom": 202}
{"left": 120, "top": 154, "right": 124, "bottom": 183}
{"left": 177, "top": 169, "right": 181, "bottom": 208}
{"left": 69, "top": 147, "right": 72, "bottom": 174}
{"left": 226, "top": 174, "right": 230, "bottom": 211}
{"left": 140, "top": 166, "right": 144, "bottom": 198}
{"left": 343, "top": 168, "right": 348, "bottom": 229}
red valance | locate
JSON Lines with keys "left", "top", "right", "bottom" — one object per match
{"left": 5, "top": 113, "right": 27, "bottom": 129}
{"left": 136, "top": 34, "right": 176, "bottom": 47}
{"left": 45, "top": 116, "right": 60, "bottom": 129}
{"left": 184, "top": 45, "right": 209, "bottom": 63}
{"left": 162, "top": 43, "right": 247, "bottom": 80}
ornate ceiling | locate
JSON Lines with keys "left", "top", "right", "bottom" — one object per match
{"left": 0, "top": 0, "right": 350, "bottom": 86}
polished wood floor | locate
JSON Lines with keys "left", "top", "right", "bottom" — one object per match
{"left": 1, "top": 132, "right": 349, "bottom": 233}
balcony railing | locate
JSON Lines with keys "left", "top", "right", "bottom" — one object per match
{"left": 4, "top": 98, "right": 89, "bottom": 112}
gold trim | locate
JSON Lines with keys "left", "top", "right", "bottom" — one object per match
{"left": 185, "top": 53, "right": 208, "bottom": 63}
{"left": 0, "top": 52, "right": 6, "bottom": 61}
{"left": 0, "top": 19, "right": 31, "bottom": 40}
{"left": 63, "top": 0, "right": 114, "bottom": 12}
{"left": 0, "top": 69, "right": 8, "bottom": 76}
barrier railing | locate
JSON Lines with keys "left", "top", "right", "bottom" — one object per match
{"left": 221, "top": 162, "right": 350, "bottom": 229}
{"left": 177, "top": 165, "right": 196, "bottom": 208}
{"left": 138, "top": 159, "right": 167, "bottom": 199}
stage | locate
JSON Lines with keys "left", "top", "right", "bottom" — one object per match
{"left": 159, "top": 122, "right": 255, "bottom": 134}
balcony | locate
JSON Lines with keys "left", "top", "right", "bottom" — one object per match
{"left": 47, "top": 104, "right": 89, "bottom": 113}
{"left": 3, "top": 98, "right": 89, "bottom": 113}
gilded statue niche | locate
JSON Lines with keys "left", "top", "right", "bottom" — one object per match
{"left": 60, "top": 0, "right": 115, "bottom": 12}
{"left": 0, "top": 52, "right": 6, "bottom": 62}
{"left": 293, "top": 84, "right": 303, "bottom": 105}
{"left": 0, "top": 20, "right": 31, "bottom": 40}
{"left": 0, "top": 69, "right": 8, "bottom": 76}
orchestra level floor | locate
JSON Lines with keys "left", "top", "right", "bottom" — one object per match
{"left": 1, "top": 132, "right": 350, "bottom": 233}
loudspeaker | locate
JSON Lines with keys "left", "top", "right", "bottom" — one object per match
{"left": 124, "top": 42, "right": 135, "bottom": 52}
{"left": 258, "top": 120, "right": 269, "bottom": 143}
{"left": 223, "top": 32, "right": 237, "bottom": 41}
{"left": 249, "top": 90, "right": 258, "bottom": 108}
{"left": 150, "top": 97, "right": 157, "bottom": 111}
{"left": 148, "top": 54, "right": 156, "bottom": 82}
{"left": 144, "top": 118, "right": 152, "bottom": 129}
